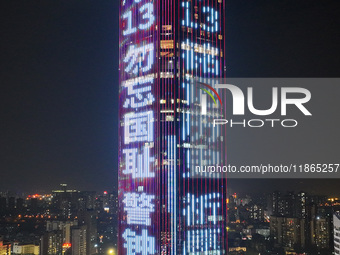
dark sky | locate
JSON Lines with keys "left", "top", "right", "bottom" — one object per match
{"left": 0, "top": 0, "right": 339, "bottom": 194}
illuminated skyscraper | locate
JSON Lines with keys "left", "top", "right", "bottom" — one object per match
{"left": 334, "top": 212, "right": 340, "bottom": 255}
{"left": 118, "top": 0, "right": 226, "bottom": 254}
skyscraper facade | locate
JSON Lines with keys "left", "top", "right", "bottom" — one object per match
{"left": 334, "top": 212, "right": 340, "bottom": 255}
{"left": 118, "top": 0, "right": 226, "bottom": 254}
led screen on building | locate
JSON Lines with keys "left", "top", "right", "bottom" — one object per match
{"left": 119, "top": 0, "right": 158, "bottom": 254}
{"left": 119, "top": 1, "right": 226, "bottom": 254}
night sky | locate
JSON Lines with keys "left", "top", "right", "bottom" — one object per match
{"left": 0, "top": 0, "right": 339, "bottom": 194}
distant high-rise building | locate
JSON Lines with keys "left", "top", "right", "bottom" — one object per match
{"left": 270, "top": 216, "right": 305, "bottom": 252}
{"left": 29, "top": 198, "right": 38, "bottom": 214}
{"left": 0, "top": 236, "right": 11, "bottom": 255}
{"left": 272, "top": 191, "right": 281, "bottom": 216}
{"left": 51, "top": 184, "right": 79, "bottom": 218}
{"left": 42, "top": 220, "right": 78, "bottom": 255}
{"left": 334, "top": 212, "right": 340, "bottom": 255}
{"left": 312, "top": 217, "right": 331, "bottom": 249}
{"left": 15, "top": 198, "right": 24, "bottom": 214}
{"left": 71, "top": 225, "right": 88, "bottom": 255}
{"left": 7, "top": 197, "right": 15, "bottom": 214}
{"left": 249, "top": 203, "right": 264, "bottom": 222}
{"left": 77, "top": 210, "right": 98, "bottom": 255}
{"left": 305, "top": 202, "right": 317, "bottom": 248}
{"left": 46, "top": 220, "right": 78, "bottom": 233}
{"left": 40, "top": 230, "right": 63, "bottom": 255}
{"left": 12, "top": 243, "right": 39, "bottom": 255}
{"left": 42, "top": 214, "right": 97, "bottom": 255}
{"left": 0, "top": 197, "right": 6, "bottom": 216}
{"left": 271, "top": 191, "right": 308, "bottom": 218}
{"left": 78, "top": 191, "right": 96, "bottom": 211}
{"left": 118, "top": 0, "right": 226, "bottom": 254}
{"left": 296, "top": 191, "right": 307, "bottom": 218}
{"left": 108, "top": 193, "right": 118, "bottom": 215}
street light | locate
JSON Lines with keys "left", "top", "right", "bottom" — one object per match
{"left": 108, "top": 248, "right": 116, "bottom": 254}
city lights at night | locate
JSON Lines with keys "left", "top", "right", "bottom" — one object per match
{"left": 1, "top": 0, "right": 340, "bottom": 255}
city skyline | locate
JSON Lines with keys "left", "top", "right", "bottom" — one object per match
{"left": 1, "top": 1, "right": 340, "bottom": 190}
{"left": 1, "top": 182, "right": 339, "bottom": 254}
{"left": 3, "top": 178, "right": 340, "bottom": 198}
